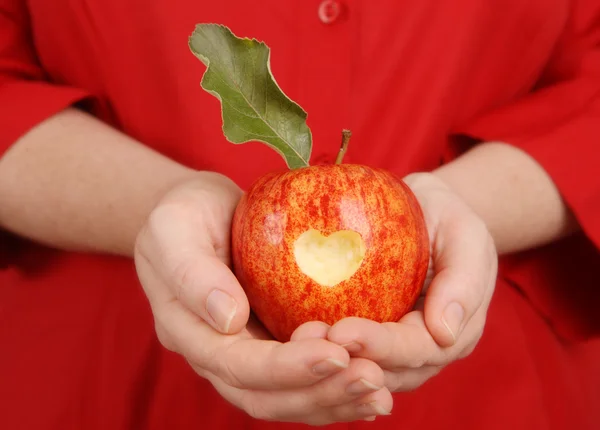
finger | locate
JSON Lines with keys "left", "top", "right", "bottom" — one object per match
{"left": 245, "top": 374, "right": 391, "bottom": 425}
{"left": 234, "top": 357, "right": 386, "bottom": 416}
{"left": 383, "top": 365, "right": 443, "bottom": 392}
{"left": 137, "top": 200, "right": 250, "bottom": 334}
{"left": 424, "top": 215, "right": 496, "bottom": 347}
{"left": 327, "top": 315, "right": 446, "bottom": 369}
{"left": 150, "top": 292, "right": 351, "bottom": 390}
{"left": 327, "top": 388, "right": 393, "bottom": 424}
{"left": 290, "top": 321, "right": 330, "bottom": 341}
{"left": 311, "top": 357, "right": 385, "bottom": 407}
{"left": 203, "top": 370, "right": 392, "bottom": 425}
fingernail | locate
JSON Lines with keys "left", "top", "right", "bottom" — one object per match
{"left": 312, "top": 358, "right": 348, "bottom": 375}
{"left": 206, "top": 289, "right": 238, "bottom": 333}
{"left": 442, "top": 302, "right": 464, "bottom": 342}
{"left": 346, "top": 378, "right": 381, "bottom": 395}
{"left": 341, "top": 341, "right": 362, "bottom": 353}
{"left": 363, "top": 416, "right": 377, "bottom": 422}
{"left": 357, "top": 401, "right": 390, "bottom": 416}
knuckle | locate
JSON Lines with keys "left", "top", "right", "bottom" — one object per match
{"left": 145, "top": 203, "right": 175, "bottom": 238}
{"left": 138, "top": 205, "right": 178, "bottom": 262}
{"left": 391, "top": 352, "right": 427, "bottom": 370}
{"left": 405, "top": 356, "right": 428, "bottom": 369}
{"left": 396, "top": 346, "right": 430, "bottom": 368}
{"left": 145, "top": 201, "right": 194, "bottom": 248}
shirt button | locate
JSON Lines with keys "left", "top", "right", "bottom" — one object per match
{"left": 318, "top": 0, "right": 343, "bottom": 24}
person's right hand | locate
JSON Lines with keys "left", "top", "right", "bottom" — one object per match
{"left": 133, "top": 172, "right": 393, "bottom": 425}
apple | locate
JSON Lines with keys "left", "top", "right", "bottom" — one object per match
{"left": 231, "top": 158, "right": 430, "bottom": 342}
{"left": 189, "top": 27, "right": 429, "bottom": 341}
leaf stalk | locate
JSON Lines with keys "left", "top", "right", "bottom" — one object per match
{"left": 335, "top": 129, "right": 352, "bottom": 164}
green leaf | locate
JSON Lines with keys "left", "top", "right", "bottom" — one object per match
{"left": 189, "top": 24, "right": 312, "bottom": 169}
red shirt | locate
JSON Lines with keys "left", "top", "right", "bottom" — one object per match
{"left": 1, "top": 1, "right": 599, "bottom": 429}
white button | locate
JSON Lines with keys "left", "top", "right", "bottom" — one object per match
{"left": 318, "top": 0, "right": 342, "bottom": 24}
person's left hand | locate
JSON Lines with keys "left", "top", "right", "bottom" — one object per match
{"left": 293, "top": 172, "right": 498, "bottom": 392}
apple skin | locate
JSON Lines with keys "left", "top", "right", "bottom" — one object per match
{"left": 231, "top": 164, "right": 430, "bottom": 342}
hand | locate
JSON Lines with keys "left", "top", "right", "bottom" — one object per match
{"left": 313, "top": 172, "right": 498, "bottom": 392}
{"left": 133, "top": 172, "right": 393, "bottom": 425}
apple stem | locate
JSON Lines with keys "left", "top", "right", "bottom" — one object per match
{"left": 335, "top": 129, "right": 352, "bottom": 164}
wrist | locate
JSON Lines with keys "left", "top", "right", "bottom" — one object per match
{"left": 426, "top": 142, "right": 578, "bottom": 254}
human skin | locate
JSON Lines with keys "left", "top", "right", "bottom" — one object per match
{"left": 0, "top": 108, "right": 579, "bottom": 424}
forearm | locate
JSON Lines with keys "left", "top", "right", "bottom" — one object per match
{"left": 431, "top": 142, "right": 579, "bottom": 255}
{"left": 0, "top": 108, "right": 198, "bottom": 257}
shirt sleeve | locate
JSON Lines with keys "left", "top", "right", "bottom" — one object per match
{"left": 0, "top": 0, "right": 92, "bottom": 268}
{"left": 453, "top": 1, "right": 600, "bottom": 249}
{"left": 0, "top": 0, "right": 91, "bottom": 158}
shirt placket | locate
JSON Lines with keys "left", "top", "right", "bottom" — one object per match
{"left": 296, "top": 0, "right": 354, "bottom": 165}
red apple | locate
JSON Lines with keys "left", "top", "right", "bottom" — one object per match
{"left": 231, "top": 163, "right": 430, "bottom": 342}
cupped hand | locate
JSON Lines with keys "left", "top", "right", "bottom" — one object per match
{"left": 308, "top": 172, "right": 498, "bottom": 392}
{"left": 133, "top": 172, "right": 392, "bottom": 425}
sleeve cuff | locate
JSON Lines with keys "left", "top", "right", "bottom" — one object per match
{"left": 455, "top": 87, "right": 600, "bottom": 249}
{"left": 0, "top": 80, "right": 92, "bottom": 157}
{"left": 0, "top": 80, "right": 93, "bottom": 268}
{"left": 509, "top": 112, "right": 600, "bottom": 249}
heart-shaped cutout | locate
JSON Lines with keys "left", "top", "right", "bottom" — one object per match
{"left": 293, "top": 229, "right": 366, "bottom": 287}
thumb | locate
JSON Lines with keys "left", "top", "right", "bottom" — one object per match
{"left": 170, "top": 251, "right": 250, "bottom": 335}
{"left": 422, "top": 216, "right": 495, "bottom": 348}
{"left": 137, "top": 200, "right": 250, "bottom": 335}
